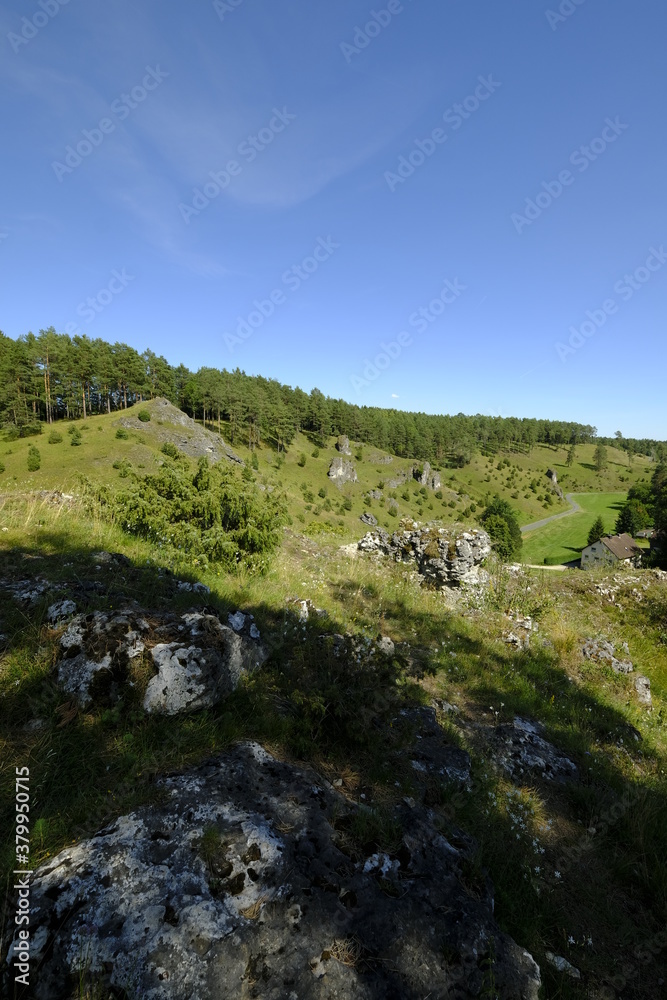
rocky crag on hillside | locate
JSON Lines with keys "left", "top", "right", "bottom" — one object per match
{"left": 118, "top": 397, "right": 243, "bottom": 465}
{"left": 328, "top": 456, "right": 359, "bottom": 485}
{"left": 357, "top": 523, "right": 492, "bottom": 588}
{"left": 385, "top": 460, "right": 441, "bottom": 491}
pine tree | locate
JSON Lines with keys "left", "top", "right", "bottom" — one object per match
{"left": 587, "top": 516, "right": 606, "bottom": 546}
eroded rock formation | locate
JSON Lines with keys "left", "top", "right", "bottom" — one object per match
{"left": 358, "top": 524, "right": 492, "bottom": 588}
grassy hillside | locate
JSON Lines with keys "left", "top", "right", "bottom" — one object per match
{"left": 0, "top": 400, "right": 655, "bottom": 549}
{"left": 1, "top": 482, "right": 667, "bottom": 998}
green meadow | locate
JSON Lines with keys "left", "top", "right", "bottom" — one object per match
{"left": 521, "top": 493, "right": 628, "bottom": 565}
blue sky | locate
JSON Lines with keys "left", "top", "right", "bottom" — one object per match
{"left": 1, "top": 0, "right": 665, "bottom": 437}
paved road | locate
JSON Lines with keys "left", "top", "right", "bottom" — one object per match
{"left": 521, "top": 493, "right": 582, "bottom": 534}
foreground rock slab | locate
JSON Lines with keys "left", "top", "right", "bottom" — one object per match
{"left": 13, "top": 743, "right": 541, "bottom": 1000}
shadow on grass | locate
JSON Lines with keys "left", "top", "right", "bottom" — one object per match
{"left": 1, "top": 534, "right": 666, "bottom": 998}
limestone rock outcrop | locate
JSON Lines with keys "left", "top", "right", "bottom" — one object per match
{"left": 546, "top": 469, "right": 564, "bottom": 499}
{"left": 55, "top": 607, "right": 266, "bottom": 714}
{"left": 328, "top": 456, "right": 358, "bottom": 485}
{"left": 335, "top": 434, "right": 352, "bottom": 455}
{"left": 582, "top": 638, "right": 633, "bottom": 674}
{"left": 358, "top": 523, "right": 491, "bottom": 588}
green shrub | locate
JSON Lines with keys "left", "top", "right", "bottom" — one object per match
{"left": 251, "top": 453, "right": 259, "bottom": 470}
{"left": 15, "top": 423, "right": 42, "bottom": 439}
{"left": 318, "top": 487, "right": 327, "bottom": 499}
{"left": 115, "top": 427, "right": 129, "bottom": 440}
{"left": 161, "top": 442, "right": 179, "bottom": 459}
{"left": 84, "top": 457, "right": 288, "bottom": 573}
{"left": 480, "top": 496, "right": 522, "bottom": 561}
{"left": 70, "top": 429, "right": 82, "bottom": 446}
{"left": 304, "top": 519, "right": 345, "bottom": 537}
{"left": 311, "top": 448, "right": 319, "bottom": 458}
{"left": 341, "top": 496, "right": 353, "bottom": 511}
{"left": 27, "top": 446, "right": 41, "bottom": 471}
{"left": 297, "top": 453, "right": 307, "bottom": 467}
{"left": 48, "top": 430, "right": 63, "bottom": 444}
{"left": 137, "top": 409, "right": 151, "bottom": 422}
{"left": 434, "top": 490, "right": 443, "bottom": 500}
{"left": 113, "top": 459, "right": 132, "bottom": 477}
{"left": 0, "top": 461, "right": 5, "bottom": 474}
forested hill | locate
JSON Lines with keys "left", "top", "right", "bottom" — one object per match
{"left": 1, "top": 329, "right": 663, "bottom": 462}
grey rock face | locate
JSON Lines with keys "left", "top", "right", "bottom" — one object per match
{"left": 490, "top": 717, "right": 578, "bottom": 783}
{"left": 358, "top": 524, "right": 492, "bottom": 589}
{"left": 413, "top": 461, "right": 441, "bottom": 491}
{"left": 56, "top": 610, "right": 148, "bottom": 708}
{"left": 634, "top": 674, "right": 652, "bottom": 707}
{"left": 46, "top": 599, "right": 77, "bottom": 624}
{"left": 400, "top": 706, "right": 472, "bottom": 790}
{"left": 335, "top": 434, "right": 352, "bottom": 455}
{"left": 359, "top": 512, "right": 378, "bottom": 526}
{"left": 177, "top": 580, "right": 211, "bottom": 594}
{"left": 287, "top": 598, "right": 326, "bottom": 622}
{"left": 144, "top": 611, "right": 266, "bottom": 715}
{"left": 55, "top": 608, "right": 266, "bottom": 713}
{"left": 14, "top": 742, "right": 541, "bottom": 1000}
{"left": 328, "top": 456, "right": 358, "bottom": 484}
{"left": 546, "top": 469, "right": 564, "bottom": 499}
{"left": 582, "top": 638, "right": 633, "bottom": 674}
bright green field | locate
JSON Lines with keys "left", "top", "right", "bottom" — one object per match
{"left": 521, "top": 492, "right": 628, "bottom": 565}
